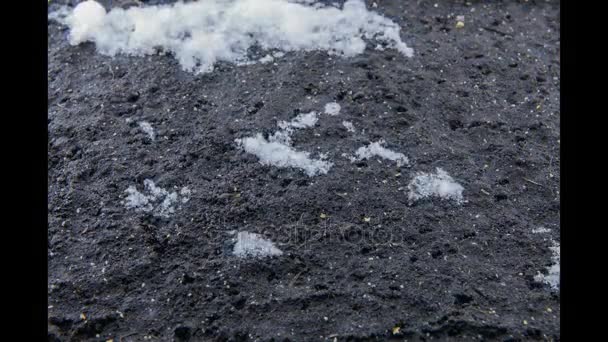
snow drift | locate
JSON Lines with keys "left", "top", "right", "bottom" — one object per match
{"left": 49, "top": 0, "right": 413, "bottom": 73}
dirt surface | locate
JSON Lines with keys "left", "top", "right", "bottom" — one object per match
{"left": 48, "top": 0, "right": 560, "bottom": 340}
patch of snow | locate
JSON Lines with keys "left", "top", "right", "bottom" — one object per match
{"left": 50, "top": 0, "right": 105, "bottom": 44}
{"left": 407, "top": 168, "right": 464, "bottom": 204}
{"left": 351, "top": 140, "right": 409, "bottom": 167}
{"left": 123, "top": 179, "right": 190, "bottom": 217}
{"left": 278, "top": 111, "right": 319, "bottom": 130}
{"left": 180, "top": 187, "right": 192, "bottom": 203}
{"left": 534, "top": 240, "right": 560, "bottom": 290}
{"left": 124, "top": 186, "right": 153, "bottom": 212}
{"left": 236, "top": 134, "right": 332, "bottom": 177}
{"left": 138, "top": 121, "right": 155, "bottom": 141}
{"left": 233, "top": 231, "right": 283, "bottom": 258}
{"left": 157, "top": 192, "right": 178, "bottom": 217}
{"left": 258, "top": 54, "right": 274, "bottom": 64}
{"left": 532, "top": 226, "right": 551, "bottom": 234}
{"left": 342, "top": 120, "right": 355, "bottom": 132}
{"left": 237, "top": 110, "right": 331, "bottom": 176}
{"left": 49, "top": 0, "right": 413, "bottom": 74}
{"left": 324, "top": 102, "right": 341, "bottom": 115}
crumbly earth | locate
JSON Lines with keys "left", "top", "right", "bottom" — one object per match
{"left": 47, "top": 0, "right": 560, "bottom": 341}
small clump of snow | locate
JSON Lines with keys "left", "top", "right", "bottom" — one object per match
{"left": 237, "top": 134, "right": 332, "bottom": 177}
{"left": 237, "top": 110, "right": 331, "bottom": 176}
{"left": 278, "top": 111, "right": 319, "bottom": 131}
{"left": 123, "top": 179, "right": 190, "bottom": 217}
{"left": 534, "top": 240, "right": 560, "bottom": 290}
{"left": 123, "top": 186, "right": 152, "bottom": 212}
{"left": 324, "top": 102, "right": 341, "bottom": 116}
{"left": 350, "top": 140, "right": 409, "bottom": 167}
{"left": 232, "top": 231, "right": 283, "bottom": 258}
{"left": 157, "top": 192, "right": 178, "bottom": 217}
{"left": 138, "top": 121, "right": 155, "bottom": 141}
{"left": 258, "top": 54, "right": 275, "bottom": 64}
{"left": 342, "top": 121, "right": 355, "bottom": 132}
{"left": 532, "top": 226, "right": 551, "bottom": 234}
{"left": 49, "top": 0, "right": 413, "bottom": 74}
{"left": 49, "top": 0, "right": 106, "bottom": 44}
{"left": 180, "top": 187, "right": 192, "bottom": 203}
{"left": 273, "top": 111, "right": 319, "bottom": 146}
{"left": 407, "top": 168, "right": 464, "bottom": 204}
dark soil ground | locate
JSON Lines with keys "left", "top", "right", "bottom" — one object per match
{"left": 48, "top": 0, "right": 560, "bottom": 340}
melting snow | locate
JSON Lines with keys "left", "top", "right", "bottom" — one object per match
{"left": 407, "top": 168, "right": 464, "bottom": 204}
{"left": 342, "top": 121, "right": 355, "bottom": 132}
{"left": 237, "top": 111, "right": 331, "bottom": 176}
{"left": 532, "top": 226, "right": 551, "bottom": 234}
{"left": 278, "top": 111, "right": 319, "bottom": 131}
{"left": 534, "top": 240, "right": 560, "bottom": 290}
{"left": 237, "top": 134, "right": 332, "bottom": 177}
{"left": 324, "top": 102, "right": 341, "bottom": 116}
{"left": 258, "top": 54, "right": 275, "bottom": 64}
{"left": 138, "top": 121, "right": 155, "bottom": 141}
{"left": 350, "top": 140, "right": 409, "bottom": 167}
{"left": 180, "top": 187, "right": 192, "bottom": 203}
{"left": 123, "top": 179, "right": 191, "bottom": 217}
{"left": 233, "top": 231, "right": 283, "bottom": 258}
{"left": 49, "top": 0, "right": 413, "bottom": 73}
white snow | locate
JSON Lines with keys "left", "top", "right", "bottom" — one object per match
{"left": 342, "top": 121, "right": 355, "bottom": 132}
{"left": 180, "top": 187, "right": 192, "bottom": 203}
{"left": 407, "top": 168, "right": 464, "bottom": 204}
{"left": 138, "top": 121, "right": 155, "bottom": 141}
{"left": 157, "top": 192, "right": 179, "bottom": 217}
{"left": 123, "top": 179, "right": 190, "bottom": 217}
{"left": 273, "top": 111, "right": 319, "bottom": 145}
{"left": 351, "top": 140, "right": 409, "bottom": 167}
{"left": 233, "top": 231, "right": 283, "bottom": 258}
{"left": 532, "top": 226, "right": 551, "bottom": 234}
{"left": 324, "top": 102, "right": 341, "bottom": 116}
{"left": 50, "top": 0, "right": 106, "bottom": 45}
{"left": 237, "top": 110, "right": 331, "bottom": 176}
{"left": 278, "top": 111, "right": 319, "bottom": 131}
{"left": 237, "top": 134, "right": 332, "bottom": 177}
{"left": 49, "top": 0, "right": 413, "bottom": 73}
{"left": 534, "top": 240, "right": 560, "bottom": 290}
{"left": 258, "top": 54, "right": 275, "bottom": 64}
{"left": 124, "top": 186, "right": 152, "bottom": 212}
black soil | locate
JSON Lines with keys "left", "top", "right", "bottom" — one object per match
{"left": 48, "top": 0, "right": 560, "bottom": 341}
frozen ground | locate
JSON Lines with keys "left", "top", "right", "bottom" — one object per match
{"left": 48, "top": 0, "right": 560, "bottom": 340}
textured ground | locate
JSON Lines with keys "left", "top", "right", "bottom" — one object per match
{"left": 48, "top": 0, "right": 560, "bottom": 340}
